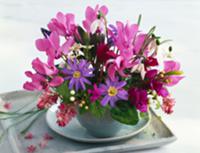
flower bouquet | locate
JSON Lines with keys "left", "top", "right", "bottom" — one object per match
{"left": 1, "top": 5, "right": 184, "bottom": 139}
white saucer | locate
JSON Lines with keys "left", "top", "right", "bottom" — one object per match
{"left": 46, "top": 104, "right": 151, "bottom": 143}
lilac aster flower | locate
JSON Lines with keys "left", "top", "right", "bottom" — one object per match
{"left": 62, "top": 58, "right": 94, "bottom": 91}
{"left": 100, "top": 78, "right": 128, "bottom": 107}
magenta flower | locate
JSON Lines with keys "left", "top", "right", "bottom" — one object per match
{"left": 100, "top": 78, "right": 128, "bottom": 107}
{"left": 88, "top": 84, "right": 102, "bottom": 102}
{"left": 128, "top": 88, "right": 148, "bottom": 112}
{"left": 82, "top": 4, "right": 108, "bottom": 33}
{"left": 23, "top": 58, "right": 64, "bottom": 91}
{"left": 48, "top": 12, "right": 76, "bottom": 36}
{"left": 163, "top": 60, "right": 184, "bottom": 86}
{"left": 35, "top": 31, "right": 74, "bottom": 65}
{"left": 32, "top": 58, "right": 58, "bottom": 75}
{"left": 62, "top": 59, "right": 94, "bottom": 91}
{"left": 162, "top": 96, "right": 175, "bottom": 114}
{"left": 145, "top": 70, "right": 169, "bottom": 97}
{"left": 107, "top": 56, "right": 136, "bottom": 81}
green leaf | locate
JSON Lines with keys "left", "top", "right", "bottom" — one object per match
{"left": 165, "top": 70, "right": 183, "bottom": 76}
{"left": 111, "top": 101, "right": 139, "bottom": 125}
{"left": 90, "top": 101, "right": 108, "bottom": 118}
{"left": 55, "top": 81, "right": 71, "bottom": 102}
{"left": 139, "top": 112, "right": 149, "bottom": 119}
{"left": 77, "top": 26, "right": 90, "bottom": 45}
{"left": 137, "top": 14, "right": 142, "bottom": 26}
{"left": 147, "top": 26, "right": 156, "bottom": 37}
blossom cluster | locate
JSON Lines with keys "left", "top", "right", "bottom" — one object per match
{"left": 23, "top": 5, "right": 184, "bottom": 126}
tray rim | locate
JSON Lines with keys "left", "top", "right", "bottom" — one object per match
{"left": 0, "top": 90, "right": 177, "bottom": 153}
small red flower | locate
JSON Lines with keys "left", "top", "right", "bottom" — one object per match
{"left": 37, "top": 89, "right": 58, "bottom": 110}
{"left": 26, "top": 145, "right": 37, "bottom": 153}
{"left": 43, "top": 133, "right": 53, "bottom": 140}
{"left": 3, "top": 102, "right": 12, "bottom": 110}
{"left": 24, "top": 132, "right": 34, "bottom": 139}
{"left": 56, "top": 103, "right": 76, "bottom": 127}
{"left": 162, "top": 96, "right": 175, "bottom": 114}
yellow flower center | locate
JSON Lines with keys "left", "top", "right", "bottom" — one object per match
{"left": 108, "top": 86, "right": 118, "bottom": 97}
{"left": 73, "top": 71, "right": 81, "bottom": 78}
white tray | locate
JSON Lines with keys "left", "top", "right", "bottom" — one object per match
{"left": 0, "top": 91, "right": 176, "bottom": 153}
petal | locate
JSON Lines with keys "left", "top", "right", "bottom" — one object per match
{"left": 49, "top": 76, "right": 64, "bottom": 87}
{"left": 75, "top": 79, "right": 80, "bottom": 91}
{"left": 85, "top": 6, "right": 96, "bottom": 22}
{"left": 35, "top": 38, "right": 50, "bottom": 51}
{"left": 80, "top": 79, "right": 86, "bottom": 90}
{"left": 166, "top": 76, "right": 184, "bottom": 86}
{"left": 60, "top": 37, "right": 74, "bottom": 54}
{"left": 99, "top": 5, "right": 108, "bottom": 15}
{"left": 101, "top": 95, "right": 110, "bottom": 106}
{"left": 107, "top": 64, "right": 116, "bottom": 81}
{"left": 116, "top": 81, "right": 126, "bottom": 89}
{"left": 49, "top": 31, "right": 60, "bottom": 49}
{"left": 69, "top": 78, "right": 75, "bottom": 89}
{"left": 117, "top": 90, "right": 128, "bottom": 100}
{"left": 157, "top": 87, "right": 169, "bottom": 97}
{"left": 164, "top": 60, "right": 180, "bottom": 72}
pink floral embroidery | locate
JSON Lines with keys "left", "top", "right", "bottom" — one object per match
{"left": 3, "top": 102, "right": 11, "bottom": 110}
{"left": 24, "top": 132, "right": 34, "bottom": 139}
{"left": 26, "top": 145, "right": 37, "bottom": 153}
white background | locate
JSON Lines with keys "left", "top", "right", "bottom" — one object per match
{"left": 0, "top": 0, "right": 200, "bottom": 152}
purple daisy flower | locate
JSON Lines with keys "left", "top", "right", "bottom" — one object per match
{"left": 100, "top": 78, "right": 128, "bottom": 107}
{"left": 62, "top": 58, "right": 94, "bottom": 91}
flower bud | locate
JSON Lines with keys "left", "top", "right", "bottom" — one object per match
{"left": 70, "top": 96, "right": 75, "bottom": 102}
{"left": 70, "top": 90, "right": 75, "bottom": 95}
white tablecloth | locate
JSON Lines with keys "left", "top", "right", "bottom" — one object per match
{"left": 0, "top": 0, "right": 200, "bottom": 152}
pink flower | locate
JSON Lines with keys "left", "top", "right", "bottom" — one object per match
{"left": 23, "top": 71, "right": 63, "bottom": 91}
{"left": 107, "top": 56, "right": 135, "bottom": 81}
{"left": 162, "top": 96, "right": 175, "bottom": 114}
{"left": 43, "top": 133, "right": 53, "bottom": 140}
{"left": 3, "top": 102, "right": 11, "bottom": 110}
{"left": 114, "top": 21, "right": 139, "bottom": 58}
{"left": 163, "top": 60, "right": 184, "bottom": 86}
{"left": 23, "top": 58, "right": 64, "bottom": 91}
{"left": 32, "top": 58, "right": 58, "bottom": 76}
{"left": 106, "top": 21, "right": 148, "bottom": 80}
{"left": 82, "top": 5, "right": 108, "bottom": 33}
{"left": 48, "top": 12, "right": 76, "bottom": 37}
{"left": 35, "top": 31, "right": 74, "bottom": 65}
{"left": 128, "top": 88, "right": 148, "bottom": 112}
{"left": 56, "top": 103, "right": 76, "bottom": 127}
{"left": 88, "top": 84, "right": 102, "bottom": 102}
{"left": 37, "top": 90, "right": 58, "bottom": 110}
{"left": 26, "top": 145, "right": 36, "bottom": 153}
{"left": 24, "top": 132, "right": 34, "bottom": 139}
